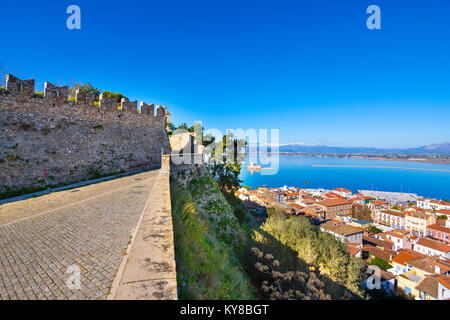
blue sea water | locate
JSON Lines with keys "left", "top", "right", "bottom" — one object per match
{"left": 240, "top": 156, "right": 450, "bottom": 199}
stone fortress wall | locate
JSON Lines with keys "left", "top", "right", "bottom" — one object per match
{"left": 0, "top": 74, "right": 171, "bottom": 195}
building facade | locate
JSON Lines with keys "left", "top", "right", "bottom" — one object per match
{"left": 405, "top": 212, "right": 436, "bottom": 237}
{"left": 374, "top": 210, "right": 406, "bottom": 229}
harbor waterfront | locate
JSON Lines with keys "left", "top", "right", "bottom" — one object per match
{"left": 240, "top": 156, "right": 450, "bottom": 200}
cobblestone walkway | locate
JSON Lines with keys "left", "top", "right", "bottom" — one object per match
{"left": 0, "top": 169, "right": 160, "bottom": 300}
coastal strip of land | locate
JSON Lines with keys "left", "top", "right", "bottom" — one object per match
{"left": 312, "top": 165, "right": 450, "bottom": 172}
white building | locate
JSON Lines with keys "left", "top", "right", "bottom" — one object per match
{"left": 384, "top": 230, "right": 413, "bottom": 251}
{"left": 437, "top": 277, "right": 450, "bottom": 300}
{"left": 417, "top": 199, "right": 450, "bottom": 211}
{"left": 374, "top": 209, "right": 406, "bottom": 229}
{"left": 413, "top": 238, "right": 450, "bottom": 259}
{"left": 332, "top": 188, "right": 352, "bottom": 198}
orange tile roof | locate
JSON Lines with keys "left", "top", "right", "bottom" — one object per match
{"left": 380, "top": 210, "right": 406, "bottom": 218}
{"left": 363, "top": 235, "right": 394, "bottom": 250}
{"left": 407, "top": 257, "right": 450, "bottom": 275}
{"left": 370, "top": 200, "right": 387, "bottom": 205}
{"left": 347, "top": 242, "right": 361, "bottom": 247}
{"left": 416, "top": 238, "right": 450, "bottom": 253}
{"left": 284, "top": 192, "right": 298, "bottom": 197}
{"left": 333, "top": 188, "right": 351, "bottom": 193}
{"left": 427, "top": 224, "right": 450, "bottom": 234}
{"left": 322, "top": 198, "right": 351, "bottom": 207}
{"left": 363, "top": 246, "right": 395, "bottom": 261}
{"left": 406, "top": 211, "right": 429, "bottom": 219}
{"left": 437, "top": 275, "right": 450, "bottom": 289}
{"left": 321, "top": 220, "right": 364, "bottom": 236}
{"left": 416, "top": 276, "right": 439, "bottom": 298}
{"left": 384, "top": 230, "right": 409, "bottom": 239}
{"left": 347, "top": 245, "right": 361, "bottom": 257}
{"left": 288, "top": 203, "right": 304, "bottom": 210}
{"left": 392, "top": 250, "right": 423, "bottom": 267}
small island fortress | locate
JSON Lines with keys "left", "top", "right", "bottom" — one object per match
{"left": 0, "top": 74, "right": 172, "bottom": 196}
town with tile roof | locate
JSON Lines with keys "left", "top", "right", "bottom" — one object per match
{"left": 235, "top": 185, "right": 450, "bottom": 300}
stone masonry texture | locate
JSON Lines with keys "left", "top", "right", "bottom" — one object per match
{"left": 0, "top": 74, "right": 171, "bottom": 195}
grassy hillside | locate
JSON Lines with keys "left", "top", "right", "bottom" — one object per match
{"left": 170, "top": 172, "right": 256, "bottom": 299}
{"left": 170, "top": 167, "right": 366, "bottom": 300}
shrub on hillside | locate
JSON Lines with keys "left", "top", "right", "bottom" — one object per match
{"left": 188, "top": 173, "right": 244, "bottom": 247}
{"left": 250, "top": 215, "right": 365, "bottom": 299}
{"left": 251, "top": 247, "right": 331, "bottom": 300}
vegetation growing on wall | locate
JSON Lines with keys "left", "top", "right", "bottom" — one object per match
{"left": 101, "top": 91, "right": 127, "bottom": 106}
{"left": 70, "top": 82, "right": 100, "bottom": 100}
{"left": 69, "top": 82, "right": 127, "bottom": 106}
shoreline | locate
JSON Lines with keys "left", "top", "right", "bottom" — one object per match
{"left": 311, "top": 165, "right": 450, "bottom": 172}
{"left": 247, "top": 152, "right": 450, "bottom": 165}
{"left": 241, "top": 155, "right": 450, "bottom": 199}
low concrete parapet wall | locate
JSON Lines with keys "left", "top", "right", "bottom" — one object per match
{"left": 108, "top": 155, "right": 178, "bottom": 300}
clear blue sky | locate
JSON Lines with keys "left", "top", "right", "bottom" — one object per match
{"left": 1, "top": 0, "right": 449, "bottom": 148}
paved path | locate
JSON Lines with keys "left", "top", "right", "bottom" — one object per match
{"left": 109, "top": 156, "right": 177, "bottom": 300}
{"left": 0, "top": 169, "right": 161, "bottom": 300}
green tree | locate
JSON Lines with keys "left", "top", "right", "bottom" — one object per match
{"left": 167, "top": 122, "right": 177, "bottom": 136}
{"left": 206, "top": 131, "right": 246, "bottom": 194}
{"left": 101, "top": 90, "right": 127, "bottom": 105}
{"left": 367, "top": 225, "right": 382, "bottom": 234}
{"left": 72, "top": 82, "right": 101, "bottom": 101}
{"left": 266, "top": 206, "right": 286, "bottom": 218}
{"left": 176, "top": 122, "right": 190, "bottom": 131}
{"left": 250, "top": 214, "right": 365, "bottom": 299}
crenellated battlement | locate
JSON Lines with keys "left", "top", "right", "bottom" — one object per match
{"left": 6, "top": 74, "right": 35, "bottom": 96}
{"left": 1, "top": 74, "right": 169, "bottom": 125}
{"left": 76, "top": 88, "right": 95, "bottom": 106}
{"left": 120, "top": 98, "right": 138, "bottom": 113}
{"left": 139, "top": 101, "right": 155, "bottom": 117}
{"left": 0, "top": 73, "right": 172, "bottom": 196}
{"left": 98, "top": 92, "right": 116, "bottom": 110}
{"left": 44, "top": 82, "right": 69, "bottom": 101}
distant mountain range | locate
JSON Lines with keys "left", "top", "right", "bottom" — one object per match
{"left": 249, "top": 143, "right": 450, "bottom": 155}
